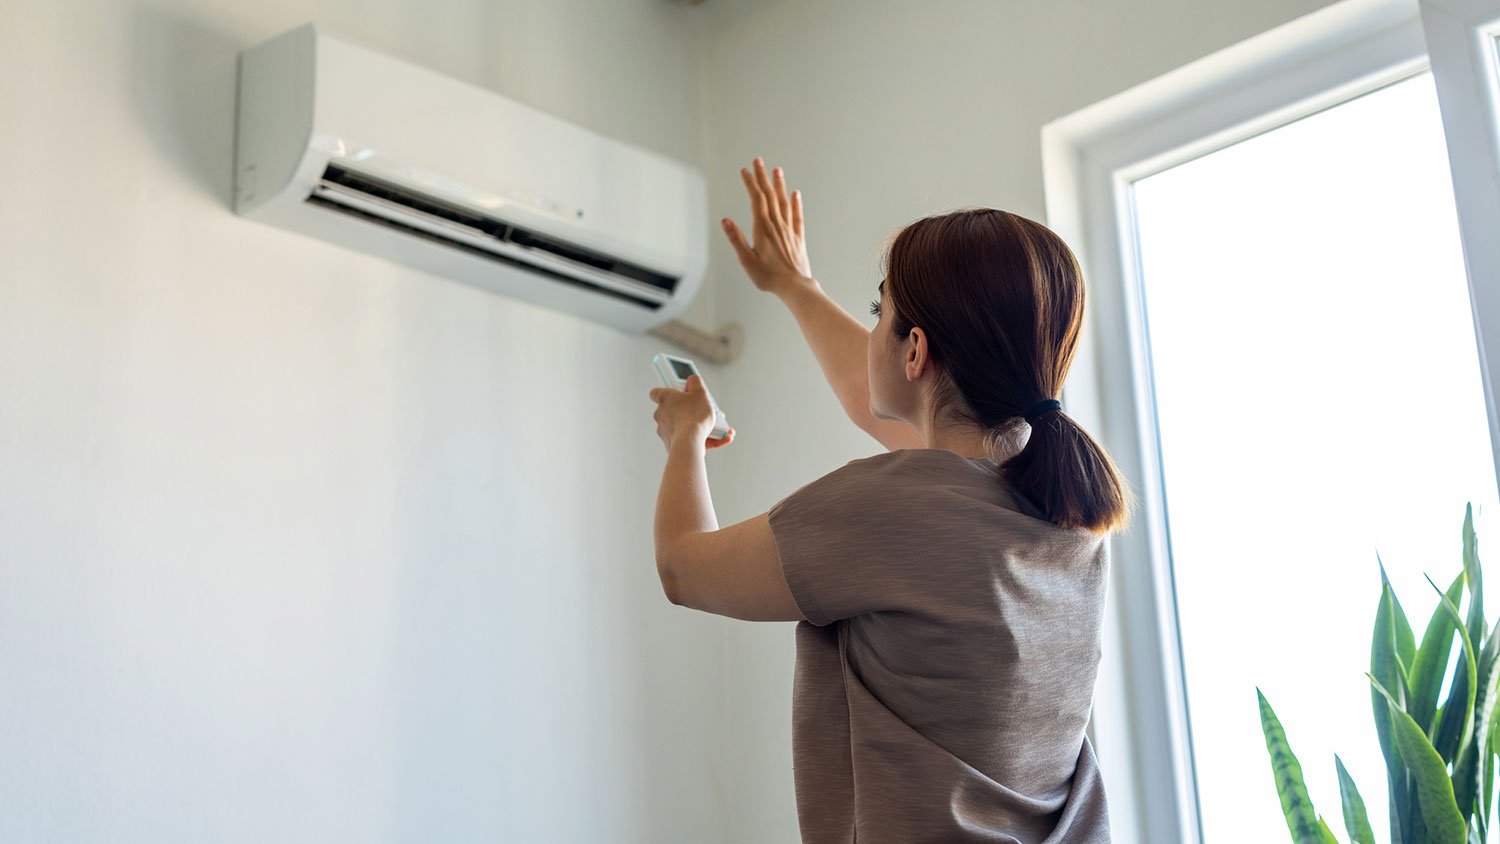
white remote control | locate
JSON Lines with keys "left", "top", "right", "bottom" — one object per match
{"left": 652, "top": 352, "right": 731, "bottom": 441}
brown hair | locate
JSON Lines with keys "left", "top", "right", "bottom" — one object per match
{"left": 882, "top": 208, "right": 1135, "bottom": 535}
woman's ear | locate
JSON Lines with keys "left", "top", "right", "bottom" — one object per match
{"left": 904, "top": 327, "right": 928, "bottom": 382}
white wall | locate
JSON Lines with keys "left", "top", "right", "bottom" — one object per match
{"left": 695, "top": 1, "right": 1343, "bottom": 841}
{"left": 0, "top": 1, "right": 727, "bottom": 841}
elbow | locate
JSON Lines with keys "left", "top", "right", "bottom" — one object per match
{"left": 656, "top": 556, "right": 685, "bottom": 606}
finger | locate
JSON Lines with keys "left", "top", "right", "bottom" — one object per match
{"left": 706, "top": 428, "right": 735, "bottom": 449}
{"left": 739, "top": 165, "right": 762, "bottom": 209}
{"left": 791, "top": 190, "right": 804, "bottom": 237}
{"left": 740, "top": 166, "right": 769, "bottom": 234}
{"left": 721, "top": 217, "right": 753, "bottom": 264}
{"left": 753, "top": 158, "right": 781, "bottom": 224}
{"left": 773, "top": 167, "right": 792, "bottom": 222}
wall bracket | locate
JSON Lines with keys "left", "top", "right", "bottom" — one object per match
{"left": 648, "top": 319, "right": 744, "bottom": 366}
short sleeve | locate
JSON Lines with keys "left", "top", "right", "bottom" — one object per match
{"left": 767, "top": 454, "right": 920, "bottom": 627}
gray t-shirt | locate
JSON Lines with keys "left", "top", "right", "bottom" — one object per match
{"left": 767, "top": 448, "right": 1111, "bottom": 843}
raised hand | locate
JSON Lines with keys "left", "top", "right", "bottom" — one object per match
{"left": 721, "top": 157, "right": 814, "bottom": 298}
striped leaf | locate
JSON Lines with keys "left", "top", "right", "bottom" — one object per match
{"left": 1336, "top": 754, "right": 1376, "bottom": 844}
{"left": 1429, "top": 572, "right": 1478, "bottom": 764}
{"left": 1371, "top": 673, "right": 1469, "bottom": 844}
{"left": 1454, "top": 623, "right": 1500, "bottom": 824}
{"left": 1463, "top": 503, "right": 1484, "bottom": 662}
{"left": 1485, "top": 724, "right": 1498, "bottom": 830}
{"left": 1259, "top": 688, "right": 1331, "bottom": 844}
{"left": 1373, "top": 577, "right": 1411, "bottom": 843}
{"left": 1410, "top": 572, "right": 1466, "bottom": 735}
{"left": 1382, "top": 556, "right": 1418, "bottom": 675}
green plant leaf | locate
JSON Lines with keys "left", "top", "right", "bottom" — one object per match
{"left": 1318, "top": 815, "right": 1342, "bottom": 844}
{"left": 1454, "top": 622, "right": 1500, "bottom": 823}
{"left": 1371, "top": 673, "right": 1470, "bottom": 844}
{"left": 1373, "top": 577, "right": 1412, "bottom": 843}
{"left": 1485, "top": 723, "right": 1497, "bottom": 830}
{"left": 1429, "top": 572, "right": 1479, "bottom": 764}
{"left": 1383, "top": 555, "right": 1418, "bottom": 676}
{"left": 1455, "top": 503, "right": 1493, "bottom": 840}
{"left": 1259, "top": 688, "right": 1331, "bottom": 844}
{"left": 1463, "top": 503, "right": 1484, "bottom": 657}
{"left": 1336, "top": 754, "right": 1375, "bottom": 844}
{"left": 1410, "top": 571, "right": 1466, "bottom": 735}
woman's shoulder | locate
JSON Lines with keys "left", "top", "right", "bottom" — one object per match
{"left": 852, "top": 447, "right": 1011, "bottom": 490}
{"left": 782, "top": 448, "right": 968, "bottom": 508}
{"left": 841, "top": 447, "right": 995, "bottom": 474}
{"left": 852, "top": 449, "right": 1101, "bottom": 540}
{"left": 812, "top": 448, "right": 986, "bottom": 497}
{"left": 822, "top": 448, "right": 1000, "bottom": 491}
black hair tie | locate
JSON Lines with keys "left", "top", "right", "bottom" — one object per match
{"left": 1023, "top": 398, "right": 1062, "bottom": 423}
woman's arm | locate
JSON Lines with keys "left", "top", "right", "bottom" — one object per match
{"left": 721, "top": 158, "right": 924, "bottom": 451}
{"left": 653, "top": 435, "right": 804, "bottom": 622}
{"left": 775, "top": 279, "right": 926, "bottom": 451}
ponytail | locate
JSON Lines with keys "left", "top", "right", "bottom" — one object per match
{"left": 994, "top": 407, "right": 1133, "bottom": 535}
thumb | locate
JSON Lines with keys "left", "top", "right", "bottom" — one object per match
{"left": 686, "top": 373, "right": 704, "bottom": 391}
{"left": 721, "top": 217, "right": 753, "bottom": 264}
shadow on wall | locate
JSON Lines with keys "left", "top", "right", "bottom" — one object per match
{"left": 129, "top": 5, "right": 241, "bottom": 207}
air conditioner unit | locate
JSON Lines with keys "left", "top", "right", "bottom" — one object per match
{"left": 233, "top": 23, "right": 708, "bottom": 335}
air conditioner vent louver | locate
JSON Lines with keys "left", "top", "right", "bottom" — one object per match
{"left": 304, "top": 192, "right": 665, "bottom": 311}
{"left": 308, "top": 164, "right": 677, "bottom": 311}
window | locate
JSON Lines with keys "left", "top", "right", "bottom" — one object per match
{"left": 1132, "top": 68, "right": 1495, "bottom": 842}
{"left": 1044, "top": 1, "right": 1500, "bottom": 841}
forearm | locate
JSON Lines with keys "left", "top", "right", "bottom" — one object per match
{"left": 653, "top": 437, "right": 717, "bottom": 598}
{"left": 776, "top": 278, "right": 879, "bottom": 430}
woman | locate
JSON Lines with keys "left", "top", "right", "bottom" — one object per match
{"left": 648, "top": 157, "right": 1134, "bottom": 843}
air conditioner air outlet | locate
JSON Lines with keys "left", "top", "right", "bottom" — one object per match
{"left": 303, "top": 191, "right": 667, "bottom": 312}
{"left": 316, "top": 164, "right": 681, "bottom": 297}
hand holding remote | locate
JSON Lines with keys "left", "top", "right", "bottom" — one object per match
{"left": 650, "top": 353, "right": 733, "bottom": 450}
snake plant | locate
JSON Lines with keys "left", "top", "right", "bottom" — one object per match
{"left": 1259, "top": 503, "right": 1500, "bottom": 844}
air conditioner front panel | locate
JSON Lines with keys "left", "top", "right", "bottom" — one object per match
{"left": 233, "top": 23, "right": 707, "bottom": 334}
{"left": 310, "top": 31, "right": 698, "bottom": 280}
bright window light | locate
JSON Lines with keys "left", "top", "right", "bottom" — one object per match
{"left": 1130, "top": 69, "right": 1498, "bottom": 841}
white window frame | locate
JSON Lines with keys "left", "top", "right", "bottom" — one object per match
{"left": 1423, "top": 0, "right": 1500, "bottom": 465}
{"left": 1041, "top": 0, "right": 1500, "bottom": 841}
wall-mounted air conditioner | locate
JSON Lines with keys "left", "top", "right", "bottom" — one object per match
{"left": 234, "top": 23, "right": 737, "bottom": 358}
